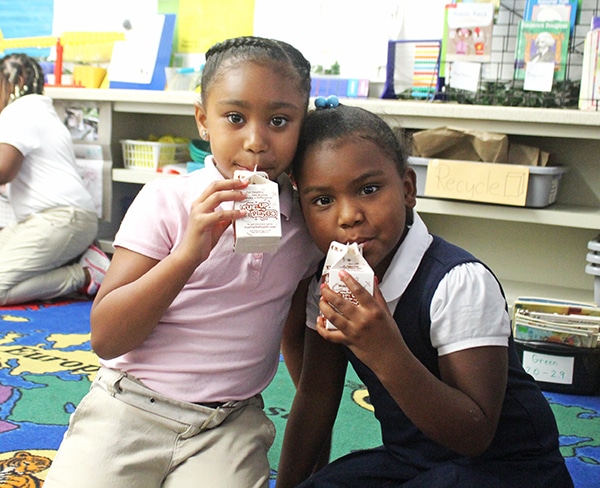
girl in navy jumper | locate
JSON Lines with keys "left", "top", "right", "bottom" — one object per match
{"left": 276, "top": 101, "right": 572, "bottom": 488}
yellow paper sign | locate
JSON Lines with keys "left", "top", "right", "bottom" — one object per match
{"left": 424, "top": 159, "right": 530, "bottom": 206}
{"left": 177, "top": 0, "right": 255, "bottom": 54}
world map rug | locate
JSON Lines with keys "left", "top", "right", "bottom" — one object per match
{"left": 1, "top": 299, "right": 599, "bottom": 487}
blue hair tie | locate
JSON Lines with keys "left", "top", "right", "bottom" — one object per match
{"left": 315, "top": 95, "right": 339, "bottom": 109}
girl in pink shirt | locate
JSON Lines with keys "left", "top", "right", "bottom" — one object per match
{"left": 44, "top": 36, "right": 322, "bottom": 488}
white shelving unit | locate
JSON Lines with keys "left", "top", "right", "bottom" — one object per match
{"left": 45, "top": 88, "right": 600, "bottom": 305}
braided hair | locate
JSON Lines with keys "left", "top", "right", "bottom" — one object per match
{"left": 200, "top": 36, "right": 311, "bottom": 107}
{"left": 0, "top": 53, "right": 44, "bottom": 101}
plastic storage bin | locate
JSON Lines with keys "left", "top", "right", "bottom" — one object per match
{"left": 121, "top": 140, "right": 190, "bottom": 171}
{"left": 189, "top": 139, "right": 211, "bottom": 164}
{"left": 514, "top": 339, "right": 600, "bottom": 395}
{"left": 408, "top": 157, "right": 567, "bottom": 208}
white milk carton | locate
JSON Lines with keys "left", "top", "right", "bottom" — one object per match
{"left": 233, "top": 169, "right": 281, "bottom": 254}
{"left": 322, "top": 241, "right": 375, "bottom": 330}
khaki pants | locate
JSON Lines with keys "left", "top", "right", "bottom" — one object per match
{"left": 0, "top": 206, "right": 97, "bottom": 305}
{"left": 43, "top": 367, "right": 275, "bottom": 488}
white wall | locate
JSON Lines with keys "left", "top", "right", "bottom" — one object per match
{"left": 51, "top": 0, "right": 449, "bottom": 81}
{"left": 53, "top": 0, "right": 158, "bottom": 33}
{"left": 253, "top": 0, "right": 449, "bottom": 80}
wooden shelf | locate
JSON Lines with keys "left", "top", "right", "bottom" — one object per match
{"left": 111, "top": 168, "right": 600, "bottom": 230}
{"left": 46, "top": 88, "right": 600, "bottom": 138}
{"left": 349, "top": 99, "right": 600, "bottom": 140}
{"left": 44, "top": 88, "right": 599, "bottom": 298}
{"left": 112, "top": 168, "right": 175, "bottom": 184}
{"left": 416, "top": 199, "right": 600, "bottom": 230}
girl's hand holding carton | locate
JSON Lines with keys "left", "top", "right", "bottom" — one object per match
{"left": 321, "top": 241, "right": 374, "bottom": 330}
{"left": 233, "top": 169, "right": 281, "bottom": 254}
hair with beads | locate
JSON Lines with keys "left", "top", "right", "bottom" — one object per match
{"left": 200, "top": 36, "right": 311, "bottom": 107}
{"left": 291, "top": 104, "right": 410, "bottom": 182}
{"left": 0, "top": 53, "right": 44, "bottom": 100}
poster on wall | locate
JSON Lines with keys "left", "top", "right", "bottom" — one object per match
{"left": 176, "top": 0, "right": 255, "bottom": 54}
{"left": 0, "top": 0, "right": 54, "bottom": 57}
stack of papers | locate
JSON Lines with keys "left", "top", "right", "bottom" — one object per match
{"left": 513, "top": 297, "right": 600, "bottom": 348}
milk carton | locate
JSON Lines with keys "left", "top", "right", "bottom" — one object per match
{"left": 233, "top": 169, "right": 281, "bottom": 253}
{"left": 322, "top": 241, "right": 375, "bottom": 330}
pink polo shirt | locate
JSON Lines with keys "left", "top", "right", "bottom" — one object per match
{"left": 103, "top": 157, "right": 322, "bottom": 403}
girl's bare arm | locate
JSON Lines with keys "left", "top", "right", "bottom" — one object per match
{"left": 91, "top": 178, "right": 248, "bottom": 359}
{"left": 318, "top": 271, "right": 507, "bottom": 457}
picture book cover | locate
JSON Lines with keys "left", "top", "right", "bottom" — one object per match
{"left": 513, "top": 297, "right": 600, "bottom": 320}
{"left": 524, "top": 0, "right": 579, "bottom": 34}
{"left": 514, "top": 20, "right": 570, "bottom": 81}
{"left": 442, "top": 2, "right": 495, "bottom": 63}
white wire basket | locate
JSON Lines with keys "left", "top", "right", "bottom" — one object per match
{"left": 121, "top": 139, "right": 190, "bottom": 171}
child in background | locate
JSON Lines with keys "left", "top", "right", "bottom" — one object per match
{"left": 0, "top": 53, "right": 109, "bottom": 306}
{"left": 276, "top": 102, "right": 573, "bottom": 488}
{"left": 43, "top": 36, "right": 322, "bottom": 488}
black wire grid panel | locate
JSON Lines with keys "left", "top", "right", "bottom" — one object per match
{"left": 391, "top": 0, "right": 600, "bottom": 108}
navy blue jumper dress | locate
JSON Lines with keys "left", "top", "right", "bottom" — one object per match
{"left": 300, "top": 235, "right": 573, "bottom": 488}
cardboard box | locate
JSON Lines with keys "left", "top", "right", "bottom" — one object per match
{"left": 409, "top": 157, "right": 567, "bottom": 208}
{"left": 322, "top": 241, "right": 374, "bottom": 330}
{"left": 233, "top": 170, "right": 281, "bottom": 254}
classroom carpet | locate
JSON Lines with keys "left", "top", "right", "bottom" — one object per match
{"left": 0, "top": 299, "right": 599, "bottom": 487}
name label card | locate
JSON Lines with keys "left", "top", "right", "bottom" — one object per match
{"left": 424, "top": 159, "right": 530, "bottom": 206}
{"left": 522, "top": 350, "right": 574, "bottom": 385}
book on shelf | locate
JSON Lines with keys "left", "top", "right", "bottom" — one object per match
{"left": 514, "top": 310, "right": 600, "bottom": 348}
{"left": 578, "top": 26, "right": 600, "bottom": 110}
{"left": 512, "top": 297, "right": 600, "bottom": 348}
{"left": 523, "top": 0, "right": 579, "bottom": 35}
{"left": 514, "top": 20, "right": 570, "bottom": 81}
{"left": 442, "top": 2, "right": 495, "bottom": 64}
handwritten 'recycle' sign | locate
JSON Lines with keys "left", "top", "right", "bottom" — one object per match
{"left": 424, "top": 159, "right": 530, "bottom": 206}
